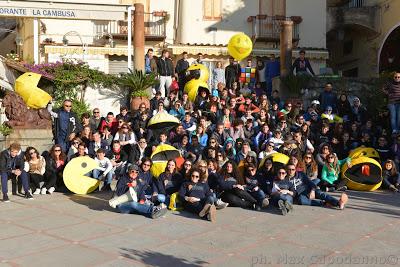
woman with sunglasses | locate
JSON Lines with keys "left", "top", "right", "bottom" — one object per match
{"left": 114, "top": 123, "right": 137, "bottom": 148}
{"left": 179, "top": 169, "right": 216, "bottom": 222}
{"left": 180, "top": 159, "right": 193, "bottom": 180}
{"left": 24, "top": 147, "right": 46, "bottom": 195}
{"left": 42, "top": 144, "right": 67, "bottom": 194}
{"left": 80, "top": 126, "right": 92, "bottom": 148}
{"left": 152, "top": 160, "right": 183, "bottom": 206}
{"left": 320, "top": 153, "right": 351, "bottom": 192}
{"left": 216, "top": 151, "right": 228, "bottom": 168}
{"left": 256, "top": 158, "right": 275, "bottom": 196}
{"left": 217, "top": 160, "right": 257, "bottom": 209}
{"left": 67, "top": 137, "right": 83, "bottom": 161}
{"left": 243, "top": 163, "right": 269, "bottom": 210}
{"left": 299, "top": 153, "right": 319, "bottom": 185}
{"left": 271, "top": 167, "right": 295, "bottom": 216}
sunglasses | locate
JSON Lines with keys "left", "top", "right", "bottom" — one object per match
{"left": 305, "top": 156, "right": 312, "bottom": 159}
{"left": 93, "top": 111, "right": 99, "bottom": 114}
{"left": 64, "top": 105, "right": 72, "bottom": 108}
{"left": 328, "top": 156, "right": 334, "bottom": 159}
{"left": 139, "top": 141, "right": 146, "bottom": 144}
{"left": 248, "top": 168, "right": 256, "bottom": 172}
{"left": 199, "top": 165, "right": 207, "bottom": 168}
{"left": 73, "top": 142, "right": 80, "bottom": 145}
{"left": 129, "top": 170, "right": 139, "bottom": 173}
{"left": 395, "top": 76, "right": 400, "bottom": 79}
{"left": 217, "top": 154, "right": 222, "bottom": 157}
{"left": 54, "top": 149, "right": 61, "bottom": 152}
{"left": 29, "top": 152, "right": 36, "bottom": 155}
{"left": 278, "top": 171, "right": 286, "bottom": 174}
{"left": 184, "top": 163, "right": 192, "bottom": 166}
{"left": 191, "top": 175, "right": 199, "bottom": 178}
{"left": 288, "top": 168, "right": 296, "bottom": 171}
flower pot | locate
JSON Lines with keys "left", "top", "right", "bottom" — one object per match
{"left": 130, "top": 96, "right": 150, "bottom": 111}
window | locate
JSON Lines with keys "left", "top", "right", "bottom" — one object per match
{"left": 204, "top": 0, "right": 222, "bottom": 20}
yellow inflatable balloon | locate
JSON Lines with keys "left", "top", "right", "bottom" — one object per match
{"left": 63, "top": 156, "right": 100, "bottom": 194}
{"left": 187, "top": 64, "right": 209, "bottom": 83}
{"left": 184, "top": 79, "right": 209, "bottom": 102}
{"left": 15, "top": 72, "right": 52, "bottom": 109}
{"left": 227, "top": 33, "right": 253, "bottom": 61}
{"left": 341, "top": 156, "right": 382, "bottom": 191}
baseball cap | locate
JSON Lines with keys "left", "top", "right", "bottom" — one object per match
{"left": 128, "top": 164, "right": 140, "bottom": 172}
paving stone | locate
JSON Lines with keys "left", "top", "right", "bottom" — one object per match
{"left": 0, "top": 233, "right": 67, "bottom": 259}
{"left": 13, "top": 244, "right": 114, "bottom": 267}
{"left": 0, "top": 206, "right": 49, "bottom": 221}
{"left": 0, "top": 223, "right": 34, "bottom": 240}
{"left": 46, "top": 221, "right": 125, "bottom": 242}
{"left": 94, "top": 258, "right": 145, "bottom": 267}
{"left": 15, "top": 213, "right": 86, "bottom": 231}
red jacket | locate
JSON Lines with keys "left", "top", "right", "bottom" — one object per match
{"left": 99, "top": 119, "right": 118, "bottom": 135}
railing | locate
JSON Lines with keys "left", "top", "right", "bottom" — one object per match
{"left": 348, "top": 0, "right": 365, "bottom": 8}
{"left": 94, "top": 12, "right": 166, "bottom": 40}
{"left": 249, "top": 15, "right": 300, "bottom": 42}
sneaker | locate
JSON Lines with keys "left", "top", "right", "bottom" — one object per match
{"left": 48, "top": 187, "right": 55, "bottom": 194}
{"left": 25, "top": 192, "right": 34, "bottom": 200}
{"left": 338, "top": 193, "right": 348, "bottom": 210}
{"left": 33, "top": 189, "right": 41, "bottom": 195}
{"left": 207, "top": 205, "right": 217, "bottom": 222}
{"left": 389, "top": 185, "right": 399, "bottom": 192}
{"left": 278, "top": 200, "right": 287, "bottom": 216}
{"left": 261, "top": 198, "right": 270, "bottom": 208}
{"left": 41, "top": 188, "right": 47, "bottom": 195}
{"left": 151, "top": 205, "right": 167, "bottom": 219}
{"left": 199, "top": 203, "right": 211, "bottom": 218}
{"left": 215, "top": 199, "right": 229, "bottom": 210}
{"left": 3, "top": 194, "right": 10, "bottom": 202}
{"left": 284, "top": 201, "right": 293, "bottom": 213}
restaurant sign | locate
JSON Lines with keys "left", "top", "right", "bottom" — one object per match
{"left": 0, "top": 7, "right": 77, "bottom": 18}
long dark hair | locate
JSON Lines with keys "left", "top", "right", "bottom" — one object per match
{"left": 50, "top": 144, "right": 67, "bottom": 162}
{"left": 25, "top": 146, "right": 40, "bottom": 161}
{"left": 218, "top": 160, "right": 243, "bottom": 184}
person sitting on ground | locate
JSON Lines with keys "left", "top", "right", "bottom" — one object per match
{"left": 0, "top": 143, "right": 33, "bottom": 202}
{"left": 286, "top": 163, "right": 348, "bottom": 209}
{"left": 179, "top": 169, "right": 217, "bottom": 222}
{"left": 24, "top": 147, "right": 46, "bottom": 195}
{"left": 67, "top": 137, "right": 84, "bottom": 161}
{"left": 320, "top": 153, "right": 351, "bottom": 192}
{"left": 92, "top": 148, "right": 113, "bottom": 191}
{"left": 42, "top": 144, "right": 66, "bottom": 194}
{"left": 88, "top": 131, "right": 110, "bottom": 158}
{"left": 243, "top": 163, "right": 269, "bottom": 210}
{"left": 114, "top": 164, "right": 167, "bottom": 219}
{"left": 381, "top": 159, "right": 400, "bottom": 192}
{"left": 107, "top": 141, "right": 129, "bottom": 177}
{"left": 270, "top": 167, "right": 294, "bottom": 216}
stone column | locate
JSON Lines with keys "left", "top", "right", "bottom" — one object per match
{"left": 134, "top": 3, "right": 145, "bottom": 72}
{"left": 280, "top": 20, "right": 293, "bottom": 77}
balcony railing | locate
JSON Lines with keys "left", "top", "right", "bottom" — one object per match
{"left": 348, "top": 0, "right": 365, "bottom": 8}
{"left": 94, "top": 12, "right": 166, "bottom": 41}
{"left": 248, "top": 15, "right": 301, "bottom": 43}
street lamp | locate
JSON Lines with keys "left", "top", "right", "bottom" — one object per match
{"left": 62, "top": 31, "right": 86, "bottom": 61}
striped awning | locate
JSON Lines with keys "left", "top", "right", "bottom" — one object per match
{"left": 44, "top": 45, "right": 132, "bottom": 56}
{"left": 168, "top": 44, "right": 329, "bottom": 60}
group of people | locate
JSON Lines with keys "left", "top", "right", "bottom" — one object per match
{"left": 1, "top": 50, "right": 400, "bottom": 223}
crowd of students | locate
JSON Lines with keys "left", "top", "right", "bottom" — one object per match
{"left": 1, "top": 52, "right": 400, "bottom": 222}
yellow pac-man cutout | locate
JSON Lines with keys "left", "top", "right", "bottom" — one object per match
{"left": 15, "top": 72, "right": 52, "bottom": 109}
{"left": 63, "top": 156, "right": 100, "bottom": 194}
{"left": 184, "top": 79, "right": 209, "bottom": 102}
{"left": 227, "top": 33, "right": 253, "bottom": 61}
{"left": 349, "top": 147, "right": 380, "bottom": 160}
{"left": 341, "top": 156, "right": 382, "bottom": 191}
{"left": 187, "top": 64, "right": 209, "bottom": 83}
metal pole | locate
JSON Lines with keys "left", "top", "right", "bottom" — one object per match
{"left": 127, "top": 6, "right": 133, "bottom": 71}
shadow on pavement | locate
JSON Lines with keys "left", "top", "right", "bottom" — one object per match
{"left": 67, "top": 191, "right": 115, "bottom": 212}
{"left": 346, "top": 190, "right": 400, "bottom": 218}
{"left": 119, "top": 248, "right": 209, "bottom": 267}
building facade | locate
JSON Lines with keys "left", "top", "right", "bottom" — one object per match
{"left": 327, "top": 0, "right": 400, "bottom": 78}
{"left": 0, "top": 0, "right": 328, "bottom": 74}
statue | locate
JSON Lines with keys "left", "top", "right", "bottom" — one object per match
{"left": 2, "top": 91, "right": 52, "bottom": 129}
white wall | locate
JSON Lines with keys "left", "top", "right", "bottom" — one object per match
{"left": 178, "top": 0, "right": 257, "bottom": 45}
{"left": 286, "top": 0, "right": 326, "bottom": 49}
{"left": 150, "top": 0, "right": 176, "bottom": 44}
{"left": 40, "top": 19, "right": 96, "bottom": 45}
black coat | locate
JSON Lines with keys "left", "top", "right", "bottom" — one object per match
{"left": 0, "top": 149, "right": 24, "bottom": 172}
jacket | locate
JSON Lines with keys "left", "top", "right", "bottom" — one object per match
{"left": 287, "top": 172, "right": 316, "bottom": 196}
{"left": 179, "top": 181, "right": 212, "bottom": 201}
{"left": 321, "top": 158, "right": 350, "bottom": 184}
{"left": 157, "top": 57, "right": 174, "bottom": 76}
{"left": 48, "top": 106, "right": 81, "bottom": 140}
{"left": 115, "top": 173, "right": 147, "bottom": 201}
{"left": 0, "top": 149, "right": 24, "bottom": 172}
{"left": 87, "top": 140, "right": 110, "bottom": 158}
{"left": 152, "top": 172, "right": 184, "bottom": 196}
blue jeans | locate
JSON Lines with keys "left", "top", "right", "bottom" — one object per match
{"left": 297, "top": 189, "right": 339, "bottom": 207}
{"left": 117, "top": 201, "right": 153, "bottom": 216}
{"left": 272, "top": 193, "right": 293, "bottom": 207}
{"left": 92, "top": 169, "right": 113, "bottom": 185}
{"left": 1, "top": 171, "right": 30, "bottom": 194}
{"left": 388, "top": 103, "right": 400, "bottom": 132}
{"left": 248, "top": 189, "right": 266, "bottom": 205}
{"left": 311, "top": 178, "right": 320, "bottom": 186}
{"left": 155, "top": 194, "right": 169, "bottom": 205}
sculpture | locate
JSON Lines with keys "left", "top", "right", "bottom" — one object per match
{"left": 2, "top": 91, "right": 52, "bottom": 128}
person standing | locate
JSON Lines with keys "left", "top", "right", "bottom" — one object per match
{"left": 157, "top": 49, "right": 174, "bottom": 98}
{"left": 144, "top": 48, "right": 157, "bottom": 74}
{"left": 291, "top": 49, "right": 315, "bottom": 76}
{"left": 175, "top": 52, "right": 190, "bottom": 94}
{"left": 265, "top": 54, "right": 280, "bottom": 97}
{"left": 319, "top": 83, "right": 337, "bottom": 113}
{"left": 212, "top": 61, "right": 225, "bottom": 91}
{"left": 383, "top": 72, "right": 400, "bottom": 134}
{"left": 47, "top": 99, "right": 81, "bottom": 152}
{"left": 225, "top": 57, "right": 241, "bottom": 89}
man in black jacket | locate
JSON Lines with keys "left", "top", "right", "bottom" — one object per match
{"left": 157, "top": 49, "right": 174, "bottom": 98}
{"left": 225, "top": 57, "right": 241, "bottom": 89}
{"left": 47, "top": 99, "right": 81, "bottom": 152}
{"left": 175, "top": 51, "right": 189, "bottom": 94}
{"left": 0, "top": 143, "right": 33, "bottom": 202}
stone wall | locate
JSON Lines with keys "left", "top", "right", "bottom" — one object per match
{"left": 0, "top": 129, "right": 54, "bottom": 153}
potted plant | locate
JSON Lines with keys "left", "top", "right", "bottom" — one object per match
{"left": 119, "top": 69, "right": 158, "bottom": 111}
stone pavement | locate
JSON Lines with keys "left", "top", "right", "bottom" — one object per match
{"left": 0, "top": 190, "right": 399, "bottom": 267}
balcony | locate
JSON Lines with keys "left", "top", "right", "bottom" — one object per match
{"left": 327, "top": 0, "right": 379, "bottom": 36}
{"left": 94, "top": 12, "right": 167, "bottom": 41}
{"left": 248, "top": 15, "right": 301, "bottom": 44}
